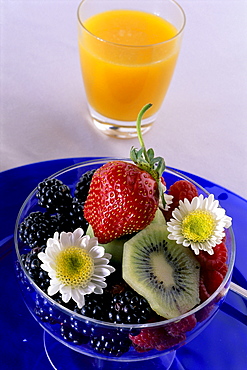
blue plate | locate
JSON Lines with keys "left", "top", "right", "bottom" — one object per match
{"left": 1, "top": 158, "right": 246, "bottom": 369}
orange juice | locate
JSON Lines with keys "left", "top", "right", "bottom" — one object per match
{"left": 78, "top": 9, "right": 181, "bottom": 121}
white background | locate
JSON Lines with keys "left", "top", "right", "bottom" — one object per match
{"left": 1, "top": 0, "right": 247, "bottom": 199}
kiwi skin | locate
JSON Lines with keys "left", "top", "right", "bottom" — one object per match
{"left": 122, "top": 223, "right": 200, "bottom": 319}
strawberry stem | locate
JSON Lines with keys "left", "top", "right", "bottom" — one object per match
{"left": 130, "top": 104, "right": 167, "bottom": 208}
{"left": 136, "top": 103, "right": 152, "bottom": 161}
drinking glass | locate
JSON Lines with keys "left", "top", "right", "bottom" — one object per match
{"left": 77, "top": 0, "right": 185, "bottom": 138}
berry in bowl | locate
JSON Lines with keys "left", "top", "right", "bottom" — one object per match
{"left": 14, "top": 105, "right": 235, "bottom": 369}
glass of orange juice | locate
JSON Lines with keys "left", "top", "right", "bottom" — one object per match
{"left": 77, "top": 0, "right": 185, "bottom": 138}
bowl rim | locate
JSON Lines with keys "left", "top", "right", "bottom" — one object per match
{"left": 14, "top": 157, "right": 236, "bottom": 329}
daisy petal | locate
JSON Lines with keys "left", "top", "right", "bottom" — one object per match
{"left": 89, "top": 246, "right": 105, "bottom": 259}
{"left": 38, "top": 229, "right": 116, "bottom": 306}
{"left": 48, "top": 284, "right": 60, "bottom": 296}
{"left": 167, "top": 193, "right": 231, "bottom": 255}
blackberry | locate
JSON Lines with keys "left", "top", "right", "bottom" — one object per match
{"left": 90, "top": 327, "right": 131, "bottom": 357}
{"left": 21, "top": 246, "right": 50, "bottom": 290}
{"left": 34, "top": 294, "right": 62, "bottom": 324}
{"left": 69, "top": 316, "right": 91, "bottom": 337}
{"left": 15, "top": 260, "right": 34, "bottom": 293}
{"left": 53, "top": 292, "right": 80, "bottom": 312}
{"left": 80, "top": 293, "right": 109, "bottom": 321}
{"left": 36, "top": 178, "right": 73, "bottom": 212}
{"left": 60, "top": 316, "right": 90, "bottom": 344}
{"left": 60, "top": 319, "right": 89, "bottom": 345}
{"left": 57, "top": 199, "right": 88, "bottom": 233}
{"left": 74, "top": 169, "right": 96, "bottom": 202}
{"left": 19, "top": 211, "right": 59, "bottom": 249}
{"left": 108, "top": 290, "right": 153, "bottom": 324}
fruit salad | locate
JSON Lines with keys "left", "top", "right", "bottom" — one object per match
{"left": 16, "top": 104, "right": 233, "bottom": 359}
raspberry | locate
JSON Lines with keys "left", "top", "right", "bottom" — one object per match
{"left": 196, "top": 240, "right": 228, "bottom": 303}
{"left": 156, "top": 333, "right": 185, "bottom": 351}
{"left": 129, "top": 327, "right": 185, "bottom": 351}
{"left": 195, "top": 303, "right": 214, "bottom": 322}
{"left": 196, "top": 241, "right": 228, "bottom": 270}
{"left": 218, "top": 263, "right": 228, "bottom": 278}
{"left": 199, "top": 276, "right": 210, "bottom": 302}
{"left": 201, "top": 269, "right": 224, "bottom": 296}
{"left": 169, "top": 180, "right": 198, "bottom": 200}
{"left": 130, "top": 315, "right": 197, "bottom": 352}
{"left": 166, "top": 314, "right": 197, "bottom": 337}
{"left": 163, "top": 180, "right": 198, "bottom": 221}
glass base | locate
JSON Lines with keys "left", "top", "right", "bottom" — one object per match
{"left": 89, "top": 106, "right": 156, "bottom": 139}
{"left": 43, "top": 331, "right": 176, "bottom": 370}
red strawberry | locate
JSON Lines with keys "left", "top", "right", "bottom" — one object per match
{"left": 84, "top": 161, "right": 159, "bottom": 244}
{"left": 84, "top": 104, "right": 165, "bottom": 244}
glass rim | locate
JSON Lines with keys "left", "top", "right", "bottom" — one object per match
{"left": 14, "top": 158, "right": 236, "bottom": 329}
{"left": 77, "top": 0, "right": 186, "bottom": 49}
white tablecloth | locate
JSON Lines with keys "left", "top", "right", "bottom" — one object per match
{"left": 1, "top": 0, "right": 247, "bottom": 199}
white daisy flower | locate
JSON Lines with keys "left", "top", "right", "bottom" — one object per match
{"left": 159, "top": 182, "right": 173, "bottom": 211}
{"left": 38, "top": 228, "right": 115, "bottom": 308}
{"left": 167, "top": 194, "right": 232, "bottom": 255}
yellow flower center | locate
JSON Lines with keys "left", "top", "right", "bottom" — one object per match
{"left": 55, "top": 247, "right": 94, "bottom": 288}
{"left": 181, "top": 210, "right": 216, "bottom": 243}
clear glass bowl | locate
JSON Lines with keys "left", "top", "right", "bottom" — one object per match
{"left": 14, "top": 158, "right": 235, "bottom": 369}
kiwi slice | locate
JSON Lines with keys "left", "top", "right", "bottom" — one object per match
{"left": 86, "top": 224, "right": 127, "bottom": 266}
{"left": 86, "top": 209, "right": 166, "bottom": 267}
{"left": 122, "top": 223, "right": 200, "bottom": 319}
{"left": 151, "top": 207, "right": 166, "bottom": 226}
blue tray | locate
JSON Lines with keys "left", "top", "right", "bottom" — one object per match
{"left": 1, "top": 157, "right": 246, "bottom": 369}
